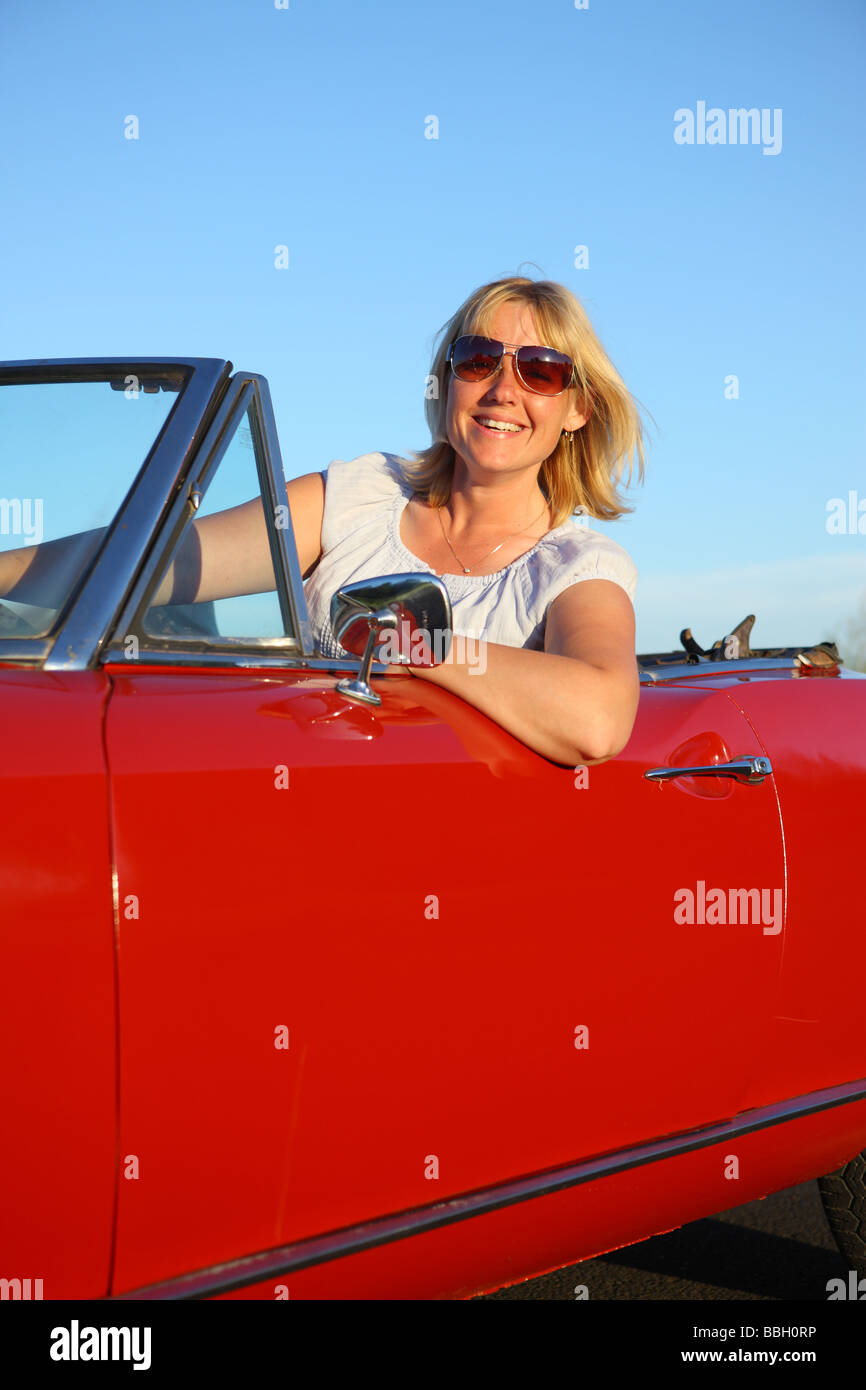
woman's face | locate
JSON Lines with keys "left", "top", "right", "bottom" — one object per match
{"left": 445, "top": 300, "right": 588, "bottom": 481}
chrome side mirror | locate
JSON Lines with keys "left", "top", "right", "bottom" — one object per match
{"left": 330, "top": 572, "right": 452, "bottom": 706}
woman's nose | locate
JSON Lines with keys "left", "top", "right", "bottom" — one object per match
{"left": 486, "top": 350, "right": 519, "bottom": 394}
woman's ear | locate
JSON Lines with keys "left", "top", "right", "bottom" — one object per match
{"left": 565, "top": 385, "right": 594, "bottom": 432}
{"left": 564, "top": 403, "right": 591, "bottom": 432}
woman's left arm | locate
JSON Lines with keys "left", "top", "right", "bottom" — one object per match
{"left": 404, "top": 579, "right": 640, "bottom": 767}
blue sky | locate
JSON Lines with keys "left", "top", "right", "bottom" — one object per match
{"left": 1, "top": 0, "right": 864, "bottom": 656}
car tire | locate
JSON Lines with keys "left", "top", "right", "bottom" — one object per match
{"left": 818, "top": 1151, "right": 866, "bottom": 1274}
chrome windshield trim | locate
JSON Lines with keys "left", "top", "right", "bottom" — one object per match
{"left": 21, "top": 358, "right": 233, "bottom": 671}
{"left": 112, "top": 1073, "right": 866, "bottom": 1300}
{"left": 0, "top": 356, "right": 227, "bottom": 378}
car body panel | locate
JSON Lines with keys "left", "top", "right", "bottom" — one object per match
{"left": 102, "top": 663, "right": 788, "bottom": 1294}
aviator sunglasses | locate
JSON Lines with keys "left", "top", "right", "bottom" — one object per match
{"left": 447, "top": 334, "right": 576, "bottom": 397}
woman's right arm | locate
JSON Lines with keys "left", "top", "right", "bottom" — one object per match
{"left": 0, "top": 527, "right": 108, "bottom": 607}
{"left": 0, "top": 471, "right": 326, "bottom": 609}
{"left": 152, "top": 470, "right": 326, "bottom": 604}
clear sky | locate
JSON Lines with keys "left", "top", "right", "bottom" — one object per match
{"left": 1, "top": 0, "right": 864, "bottom": 657}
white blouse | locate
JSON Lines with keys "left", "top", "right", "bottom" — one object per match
{"left": 303, "top": 451, "right": 637, "bottom": 659}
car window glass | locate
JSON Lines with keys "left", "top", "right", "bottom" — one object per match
{"left": 143, "top": 403, "right": 288, "bottom": 643}
{"left": 0, "top": 377, "right": 177, "bottom": 637}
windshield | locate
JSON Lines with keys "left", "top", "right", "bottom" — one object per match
{"left": 0, "top": 374, "right": 179, "bottom": 637}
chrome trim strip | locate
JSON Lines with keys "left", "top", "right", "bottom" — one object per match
{"left": 637, "top": 656, "right": 799, "bottom": 682}
{"left": 0, "top": 356, "right": 225, "bottom": 379}
{"left": 113, "top": 1074, "right": 866, "bottom": 1300}
{"left": 101, "top": 651, "right": 392, "bottom": 673}
{"left": 0, "top": 640, "right": 52, "bottom": 665}
{"left": 32, "top": 359, "right": 232, "bottom": 670}
{"left": 243, "top": 372, "right": 314, "bottom": 654}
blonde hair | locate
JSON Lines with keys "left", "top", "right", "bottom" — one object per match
{"left": 401, "top": 276, "right": 650, "bottom": 527}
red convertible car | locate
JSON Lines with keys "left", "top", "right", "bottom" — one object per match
{"left": 1, "top": 357, "right": 865, "bottom": 1301}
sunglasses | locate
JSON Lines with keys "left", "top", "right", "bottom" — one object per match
{"left": 448, "top": 334, "right": 576, "bottom": 397}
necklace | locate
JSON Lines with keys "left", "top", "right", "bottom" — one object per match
{"left": 436, "top": 498, "right": 550, "bottom": 574}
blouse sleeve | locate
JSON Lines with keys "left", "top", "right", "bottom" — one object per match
{"left": 547, "top": 531, "right": 638, "bottom": 607}
{"left": 319, "top": 451, "right": 405, "bottom": 554}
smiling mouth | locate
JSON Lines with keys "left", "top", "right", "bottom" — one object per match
{"left": 473, "top": 417, "right": 526, "bottom": 436}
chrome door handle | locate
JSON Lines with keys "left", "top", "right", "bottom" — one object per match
{"left": 644, "top": 756, "right": 773, "bottom": 785}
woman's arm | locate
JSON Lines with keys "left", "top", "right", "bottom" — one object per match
{"left": 149, "top": 471, "right": 325, "bottom": 604}
{"left": 0, "top": 529, "right": 107, "bottom": 607}
{"left": 404, "top": 579, "right": 640, "bottom": 766}
{"left": 0, "top": 472, "right": 327, "bottom": 610}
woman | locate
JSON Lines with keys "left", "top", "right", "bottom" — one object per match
{"left": 0, "top": 276, "right": 647, "bottom": 766}
{"left": 301, "top": 275, "right": 647, "bottom": 765}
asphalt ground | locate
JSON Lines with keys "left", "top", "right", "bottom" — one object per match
{"left": 476, "top": 1180, "right": 848, "bottom": 1300}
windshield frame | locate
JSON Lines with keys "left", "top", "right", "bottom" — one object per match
{"left": 99, "top": 371, "right": 313, "bottom": 665}
{"left": 0, "top": 357, "right": 231, "bottom": 669}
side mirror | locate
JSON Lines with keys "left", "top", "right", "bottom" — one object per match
{"left": 330, "top": 572, "right": 453, "bottom": 706}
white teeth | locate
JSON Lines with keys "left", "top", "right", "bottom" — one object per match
{"left": 477, "top": 418, "right": 522, "bottom": 432}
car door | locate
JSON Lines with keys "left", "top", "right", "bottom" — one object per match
{"left": 100, "top": 378, "right": 786, "bottom": 1296}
